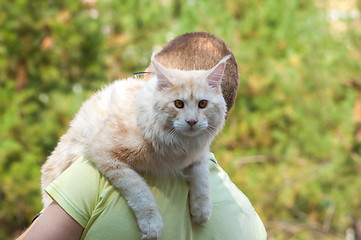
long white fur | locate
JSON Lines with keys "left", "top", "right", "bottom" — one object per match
{"left": 41, "top": 53, "right": 230, "bottom": 239}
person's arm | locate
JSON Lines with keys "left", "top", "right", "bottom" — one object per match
{"left": 17, "top": 201, "right": 84, "bottom": 240}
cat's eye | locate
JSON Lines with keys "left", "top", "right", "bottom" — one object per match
{"left": 198, "top": 100, "right": 208, "bottom": 108}
{"left": 174, "top": 100, "right": 184, "bottom": 108}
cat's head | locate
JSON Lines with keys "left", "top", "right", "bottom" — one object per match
{"left": 150, "top": 53, "right": 229, "bottom": 139}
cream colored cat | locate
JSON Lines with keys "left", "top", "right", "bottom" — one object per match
{"left": 41, "top": 52, "right": 230, "bottom": 239}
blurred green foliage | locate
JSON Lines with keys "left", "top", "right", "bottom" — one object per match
{"left": 1, "top": 0, "right": 360, "bottom": 239}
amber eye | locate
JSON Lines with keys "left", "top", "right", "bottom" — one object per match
{"left": 174, "top": 100, "right": 184, "bottom": 108}
{"left": 198, "top": 100, "right": 208, "bottom": 108}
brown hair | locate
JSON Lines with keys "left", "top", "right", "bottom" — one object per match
{"left": 145, "top": 32, "right": 239, "bottom": 113}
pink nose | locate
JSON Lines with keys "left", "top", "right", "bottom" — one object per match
{"left": 186, "top": 120, "right": 197, "bottom": 127}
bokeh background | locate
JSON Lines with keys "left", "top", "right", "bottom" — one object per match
{"left": 1, "top": 0, "right": 361, "bottom": 239}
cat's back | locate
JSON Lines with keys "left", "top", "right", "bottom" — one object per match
{"left": 71, "top": 78, "right": 145, "bottom": 142}
{"left": 81, "top": 78, "right": 144, "bottom": 117}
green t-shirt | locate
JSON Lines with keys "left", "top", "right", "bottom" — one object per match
{"left": 45, "top": 155, "right": 266, "bottom": 240}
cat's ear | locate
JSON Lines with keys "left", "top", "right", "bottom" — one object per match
{"left": 151, "top": 51, "right": 172, "bottom": 91}
{"left": 206, "top": 55, "right": 232, "bottom": 91}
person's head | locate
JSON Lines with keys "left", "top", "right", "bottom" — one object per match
{"left": 144, "top": 32, "right": 239, "bottom": 115}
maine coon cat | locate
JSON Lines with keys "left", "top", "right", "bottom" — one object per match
{"left": 41, "top": 52, "right": 230, "bottom": 239}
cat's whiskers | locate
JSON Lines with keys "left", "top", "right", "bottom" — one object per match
{"left": 203, "top": 129, "right": 213, "bottom": 138}
{"left": 205, "top": 129, "right": 220, "bottom": 144}
{"left": 202, "top": 124, "right": 221, "bottom": 141}
{"left": 207, "top": 125, "right": 218, "bottom": 134}
{"left": 201, "top": 126, "right": 215, "bottom": 138}
{"left": 168, "top": 128, "right": 180, "bottom": 141}
{"left": 207, "top": 124, "right": 217, "bottom": 131}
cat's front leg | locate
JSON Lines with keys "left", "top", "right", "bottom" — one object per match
{"left": 95, "top": 159, "right": 163, "bottom": 239}
{"left": 185, "top": 158, "right": 212, "bottom": 225}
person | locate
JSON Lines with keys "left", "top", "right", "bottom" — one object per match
{"left": 18, "top": 32, "right": 267, "bottom": 240}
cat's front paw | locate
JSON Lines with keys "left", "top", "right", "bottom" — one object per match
{"left": 138, "top": 211, "right": 163, "bottom": 240}
{"left": 189, "top": 194, "right": 212, "bottom": 225}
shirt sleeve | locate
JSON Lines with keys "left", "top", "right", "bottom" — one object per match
{"left": 45, "top": 156, "right": 100, "bottom": 228}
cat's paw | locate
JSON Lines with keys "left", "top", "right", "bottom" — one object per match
{"left": 138, "top": 212, "right": 163, "bottom": 240}
{"left": 189, "top": 194, "right": 212, "bottom": 225}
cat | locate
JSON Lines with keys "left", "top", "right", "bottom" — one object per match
{"left": 40, "top": 52, "right": 230, "bottom": 239}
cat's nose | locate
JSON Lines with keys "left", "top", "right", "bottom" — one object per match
{"left": 186, "top": 120, "right": 197, "bottom": 127}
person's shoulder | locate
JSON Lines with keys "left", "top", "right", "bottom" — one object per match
{"left": 208, "top": 155, "right": 254, "bottom": 212}
{"left": 207, "top": 154, "right": 267, "bottom": 239}
{"left": 49, "top": 156, "right": 103, "bottom": 192}
{"left": 45, "top": 156, "right": 104, "bottom": 227}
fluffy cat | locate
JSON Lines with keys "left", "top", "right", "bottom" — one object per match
{"left": 41, "top": 52, "right": 230, "bottom": 239}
